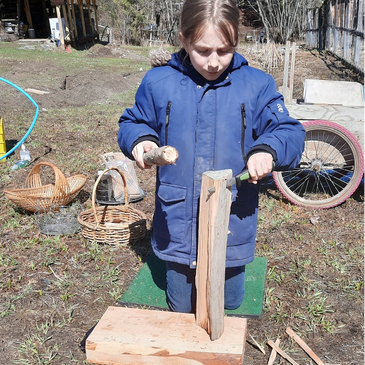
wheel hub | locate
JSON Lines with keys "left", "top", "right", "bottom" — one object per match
{"left": 310, "top": 159, "right": 323, "bottom": 172}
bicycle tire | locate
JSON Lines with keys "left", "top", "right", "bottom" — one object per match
{"left": 273, "top": 120, "right": 364, "bottom": 209}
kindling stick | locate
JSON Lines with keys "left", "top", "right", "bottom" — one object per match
{"left": 267, "top": 338, "right": 280, "bottom": 365}
{"left": 143, "top": 146, "right": 179, "bottom": 166}
{"left": 249, "top": 334, "right": 265, "bottom": 354}
{"left": 286, "top": 327, "right": 325, "bottom": 365}
{"left": 268, "top": 340, "right": 300, "bottom": 365}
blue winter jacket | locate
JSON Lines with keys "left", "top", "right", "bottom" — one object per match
{"left": 118, "top": 51, "right": 305, "bottom": 268}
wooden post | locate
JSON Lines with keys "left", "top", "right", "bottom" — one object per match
{"left": 92, "top": 0, "right": 99, "bottom": 36}
{"left": 85, "top": 0, "right": 93, "bottom": 34}
{"left": 354, "top": 0, "right": 363, "bottom": 66}
{"left": 288, "top": 42, "right": 296, "bottom": 105}
{"left": 326, "top": 0, "right": 333, "bottom": 50}
{"left": 17, "top": 0, "right": 21, "bottom": 33}
{"left": 66, "top": 0, "right": 75, "bottom": 42}
{"left": 62, "top": 4, "right": 70, "bottom": 41}
{"left": 333, "top": 0, "right": 339, "bottom": 54}
{"left": 343, "top": 0, "right": 349, "bottom": 61}
{"left": 282, "top": 40, "right": 290, "bottom": 104}
{"left": 70, "top": 0, "right": 78, "bottom": 39}
{"left": 56, "top": 6, "right": 65, "bottom": 47}
{"left": 24, "top": 0, "right": 33, "bottom": 29}
{"left": 196, "top": 169, "right": 232, "bottom": 341}
{"left": 78, "top": 0, "right": 87, "bottom": 37}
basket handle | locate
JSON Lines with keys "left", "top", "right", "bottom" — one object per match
{"left": 92, "top": 167, "right": 129, "bottom": 224}
{"left": 24, "top": 162, "right": 70, "bottom": 203}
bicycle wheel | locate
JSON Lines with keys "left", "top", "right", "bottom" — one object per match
{"left": 273, "top": 120, "right": 364, "bottom": 209}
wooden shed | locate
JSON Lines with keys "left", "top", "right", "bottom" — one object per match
{"left": 0, "top": 0, "right": 99, "bottom": 46}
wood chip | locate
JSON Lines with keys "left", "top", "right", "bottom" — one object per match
{"left": 25, "top": 88, "right": 50, "bottom": 95}
{"left": 268, "top": 338, "right": 280, "bottom": 365}
{"left": 249, "top": 334, "right": 265, "bottom": 354}
{"left": 286, "top": 327, "right": 325, "bottom": 365}
{"left": 268, "top": 340, "right": 300, "bottom": 365}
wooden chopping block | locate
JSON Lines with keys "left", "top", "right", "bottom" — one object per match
{"left": 86, "top": 306, "right": 247, "bottom": 365}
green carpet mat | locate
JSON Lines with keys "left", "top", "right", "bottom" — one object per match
{"left": 120, "top": 253, "right": 267, "bottom": 318}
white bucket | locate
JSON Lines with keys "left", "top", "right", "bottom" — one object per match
{"left": 28, "top": 28, "right": 35, "bottom": 39}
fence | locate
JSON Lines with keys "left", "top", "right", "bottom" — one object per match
{"left": 306, "top": 0, "right": 364, "bottom": 73}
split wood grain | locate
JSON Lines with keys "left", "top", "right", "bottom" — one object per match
{"left": 268, "top": 340, "right": 300, "bottom": 365}
{"left": 143, "top": 146, "right": 179, "bottom": 166}
{"left": 196, "top": 169, "right": 232, "bottom": 341}
{"left": 286, "top": 327, "right": 325, "bottom": 365}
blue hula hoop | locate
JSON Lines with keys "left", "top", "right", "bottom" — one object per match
{"left": 0, "top": 77, "right": 39, "bottom": 161}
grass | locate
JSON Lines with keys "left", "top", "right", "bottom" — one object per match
{"left": 0, "top": 42, "right": 151, "bottom": 90}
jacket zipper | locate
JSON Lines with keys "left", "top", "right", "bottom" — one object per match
{"left": 165, "top": 101, "right": 172, "bottom": 145}
{"left": 241, "top": 104, "right": 246, "bottom": 159}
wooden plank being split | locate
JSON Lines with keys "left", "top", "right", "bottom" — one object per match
{"left": 286, "top": 327, "right": 325, "bottom": 365}
{"left": 86, "top": 306, "right": 247, "bottom": 365}
{"left": 196, "top": 169, "right": 232, "bottom": 341}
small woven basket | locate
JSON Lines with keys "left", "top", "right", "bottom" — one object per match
{"left": 77, "top": 167, "right": 147, "bottom": 246}
{"left": 3, "top": 162, "right": 87, "bottom": 212}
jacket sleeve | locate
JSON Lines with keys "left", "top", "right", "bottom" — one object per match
{"left": 118, "top": 73, "right": 160, "bottom": 160}
{"left": 250, "top": 75, "right": 305, "bottom": 170}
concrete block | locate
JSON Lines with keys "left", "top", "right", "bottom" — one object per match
{"left": 303, "top": 79, "right": 364, "bottom": 106}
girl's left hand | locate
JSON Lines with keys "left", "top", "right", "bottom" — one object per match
{"left": 247, "top": 152, "right": 273, "bottom": 184}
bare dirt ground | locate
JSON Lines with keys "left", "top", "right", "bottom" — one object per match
{"left": 0, "top": 41, "right": 363, "bottom": 365}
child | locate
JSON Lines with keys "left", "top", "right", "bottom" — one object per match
{"left": 118, "top": 0, "right": 305, "bottom": 313}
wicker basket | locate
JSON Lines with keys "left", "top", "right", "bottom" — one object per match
{"left": 3, "top": 162, "right": 87, "bottom": 212}
{"left": 77, "top": 167, "right": 147, "bottom": 246}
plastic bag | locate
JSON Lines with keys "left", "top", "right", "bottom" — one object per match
{"left": 97, "top": 152, "right": 145, "bottom": 204}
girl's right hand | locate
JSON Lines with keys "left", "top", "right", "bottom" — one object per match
{"left": 132, "top": 141, "right": 158, "bottom": 169}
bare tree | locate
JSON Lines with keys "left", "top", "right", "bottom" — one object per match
{"left": 241, "top": 0, "right": 325, "bottom": 43}
{"left": 97, "top": 0, "right": 183, "bottom": 45}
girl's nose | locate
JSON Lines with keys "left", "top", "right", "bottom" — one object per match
{"left": 208, "top": 53, "right": 219, "bottom": 69}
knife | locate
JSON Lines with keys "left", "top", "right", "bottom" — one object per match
{"left": 207, "top": 169, "right": 249, "bottom": 195}
{"left": 207, "top": 162, "right": 275, "bottom": 194}
{"left": 225, "top": 168, "right": 250, "bottom": 189}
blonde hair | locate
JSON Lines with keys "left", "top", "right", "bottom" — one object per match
{"left": 180, "top": 0, "right": 240, "bottom": 47}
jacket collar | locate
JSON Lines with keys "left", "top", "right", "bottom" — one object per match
{"left": 168, "top": 49, "right": 248, "bottom": 86}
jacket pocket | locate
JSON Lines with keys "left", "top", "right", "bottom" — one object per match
{"left": 153, "top": 183, "right": 187, "bottom": 242}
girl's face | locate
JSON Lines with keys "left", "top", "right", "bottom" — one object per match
{"left": 180, "top": 24, "right": 234, "bottom": 81}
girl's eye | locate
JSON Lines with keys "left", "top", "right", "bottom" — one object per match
{"left": 218, "top": 49, "right": 231, "bottom": 55}
{"left": 197, "top": 49, "right": 209, "bottom": 55}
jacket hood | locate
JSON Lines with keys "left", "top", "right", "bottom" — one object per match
{"left": 150, "top": 47, "right": 249, "bottom": 85}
